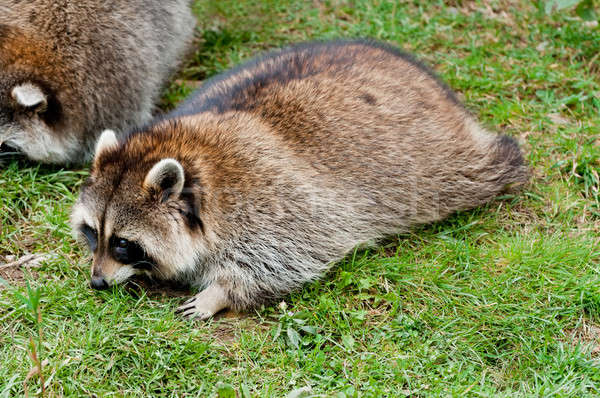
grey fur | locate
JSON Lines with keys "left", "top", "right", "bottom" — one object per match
{"left": 72, "top": 40, "right": 528, "bottom": 318}
{"left": 0, "top": 0, "right": 195, "bottom": 163}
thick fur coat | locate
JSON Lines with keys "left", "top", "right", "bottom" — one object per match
{"left": 72, "top": 40, "right": 528, "bottom": 319}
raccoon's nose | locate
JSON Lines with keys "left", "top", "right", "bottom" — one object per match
{"left": 90, "top": 276, "right": 109, "bottom": 290}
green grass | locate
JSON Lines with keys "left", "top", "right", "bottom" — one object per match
{"left": 2, "top": 0, "right": 600, "bottom": 396}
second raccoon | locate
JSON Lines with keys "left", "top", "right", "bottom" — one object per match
{"left": 0, "top": 0, "right": 195, "bottom": 163}
{"left": 72, "top": 40, "right": 528, "bottom": 319}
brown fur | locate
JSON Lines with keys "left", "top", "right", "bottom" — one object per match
{"left": 72, "top": 40, "right": 528, "bottom": 318}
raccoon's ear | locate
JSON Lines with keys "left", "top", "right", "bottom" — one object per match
{"left": 144, "top": 158, "right": 185, "bottom": 201}
{"left": 94, "top": 129, "right": 119, "bottom": 158}
{"left": 11, "top": 83, "right": 47, "bottom": 112}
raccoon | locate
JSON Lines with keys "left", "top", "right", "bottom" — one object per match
{"left": 0, "top": 0, "right": 195, "bottom": 163}
{"left": 71, "top": 40, "right": 528, "bottom": 320}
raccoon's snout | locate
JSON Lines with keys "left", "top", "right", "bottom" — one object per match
{"left": 90, "top": 276, "right": 109, "bottom": 290}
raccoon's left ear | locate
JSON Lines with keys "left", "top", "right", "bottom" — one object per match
{"left": 144, "top": 158, "right": 185, "bottom": 201}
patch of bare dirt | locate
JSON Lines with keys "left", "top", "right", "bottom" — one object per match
{"left": 0, "top": 264, "right": 27, "bottom": 288}
{"left": 566, "top": 320, "right": 600, "bottom": 357}
{"left": 211, "top": 317, "right": 242, "bottom": 343}
{"left": 213, "top": 312, "right": 272, "bottom": 344}
{"left": 0, "top": 254, "right": 47, "bottom": 289}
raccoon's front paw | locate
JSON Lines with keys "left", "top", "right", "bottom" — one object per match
{"left": 175, "top": 283, "right": 229, "bottom": 320}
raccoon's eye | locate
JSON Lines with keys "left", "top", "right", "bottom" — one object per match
{"left": 81, "top": 225, "right": 98, "bottom": 252}
{"left": 111, "top": 238, "right": 130, "bottom": 262}
{"left": 110, "top": 236, "right": 146, "bottom": 265}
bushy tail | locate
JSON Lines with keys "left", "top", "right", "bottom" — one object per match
{"left": 434, "top": 132, "right": 529, "bottom": 219}
{"left": 489, "top": 135, "right": 529, "bottom": 192}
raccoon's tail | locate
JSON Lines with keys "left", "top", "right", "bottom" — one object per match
{"left": 412, "top": 128, "right": 529, "bottom": 224}
{"left": 487, "top": 134, "right": 529, "bottom": 192}
{"left": 436, "top": 130, "right": 529, "bottom": 218}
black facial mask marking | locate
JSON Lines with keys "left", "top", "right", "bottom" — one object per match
{"left": 109, "top": 236, "right": 154, "bottom": 270}
{"left": 81, "top": 224, "right": 98, "bottom": 252}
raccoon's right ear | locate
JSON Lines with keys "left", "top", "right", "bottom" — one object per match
{"left": 94, "top": 129, "right": 119, "bottom": 159}
{"left": 144, "top": 158, "right": 185, "bottom": 202}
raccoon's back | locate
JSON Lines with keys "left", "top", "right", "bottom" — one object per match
{"left": 169, "top": 40, "right": 459, "bottom": 116}
{"left": 169, "top": 40, "right": 528, "bottom": 221}
{"left": 168, "top": 40, "right": 473, "bottom": 158}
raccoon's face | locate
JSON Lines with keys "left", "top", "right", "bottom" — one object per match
{"left": 71, "top": 130, "right": 208, "bottom": 289}
{"left": 0, "top": 79, "right": 74, "bottom": 162}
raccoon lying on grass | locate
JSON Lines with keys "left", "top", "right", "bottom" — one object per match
{"left": 0, "top": 0, "right": 195, "bottom": 163}
{"left": 71, "top": 40, "right": 528, "bottom": 320}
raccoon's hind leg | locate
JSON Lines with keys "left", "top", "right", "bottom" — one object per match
{"left": 176, "top": 283, "right": 230, "bottom": 320}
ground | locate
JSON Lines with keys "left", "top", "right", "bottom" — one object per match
{"left": 1, "top": 0, "right": 599, "bottom": 396}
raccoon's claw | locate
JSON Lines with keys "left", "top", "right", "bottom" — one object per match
{"left": 181, "top": 296, "right": 196, "bottom": 306}
{"left": 176, "top": 283, "right": 230, "bottom": 321}
{"left": 177, "top": 306, "right": 213, "bottom": 320}
{"left": 176, "top": 301, "right": 210, "bottom": 319}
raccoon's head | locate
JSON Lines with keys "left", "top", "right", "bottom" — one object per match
{"left": 71, "top": 129, "right": 208, "bottom": 290}
{"left": 0, "top": 25, "right": 75, "bottom": 162}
